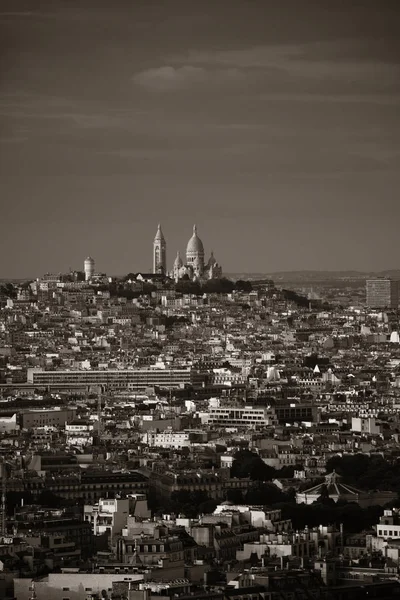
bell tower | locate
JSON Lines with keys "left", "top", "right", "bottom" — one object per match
{"left": 153, "top": 224, "right": 166, "bottom": 274}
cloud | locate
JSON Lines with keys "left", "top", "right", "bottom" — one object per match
{"left": 0, "top": 92, "right": 152, "bottom": 135}
{"left": 0, "top": 11, "right": 59, "bottom": 20}
{"left": 173, "top": 40, "right": 400, "bottom": 85}
{"left": 0, "top": 135, "right": 29, "bottom": 144}
{"left": 133, "top": 66, "right": 205, "bottom": 89}
{"left": 133, "top": 65, "right": 242, "bottom": 90}
{"left": 257, "top": 92, "right": 400, "bottom": 106}
{"left": 0, "top": 12, "right": 36, "bottom": 17}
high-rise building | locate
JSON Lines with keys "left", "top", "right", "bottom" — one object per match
{"left": 84, "top": 256, "right": 95, "bottom": 281}
{"left": 366, "top": 277, "right": 398, "bottom": 309}
{"left": 153, "top": 224, "right": 166, "bottom": 274}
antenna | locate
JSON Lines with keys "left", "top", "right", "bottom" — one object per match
{"left": 30, "top": 581, "right": 37, "bottom": 600}
{"left": 1, "top": 458, "right": 6, "bottom": 537}
{"left": 97, "top": 387, "right": 102, "bottom": 436}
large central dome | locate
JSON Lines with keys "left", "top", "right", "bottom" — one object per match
{"left": 186, "top": 224, "right": 204, "bottom": 259}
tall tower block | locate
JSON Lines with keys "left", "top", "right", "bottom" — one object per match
{"left": 153, "top": 224, "right": 166, "bottom": 274}
{"left": 84, "top": 256, "right": 95, "bottom": 281}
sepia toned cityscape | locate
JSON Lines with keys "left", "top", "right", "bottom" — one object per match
{"left": 1, "top": 223, "right": 400, "bottom": 599}
{"left": 1, "top": 0, "right": 400, "bottom": 599}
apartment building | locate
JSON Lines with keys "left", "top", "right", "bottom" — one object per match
{"left": 20, "top": 407, "right": 76, "bottom": 429}
{"left": 200, "top": 406, "right": 276, "bottom": 428}
{"left": 141, "top": 430, "right": 193, "bottom": 449}
{"left": 84, "top": 497, "right": 130, "bottom": 538}
{"left": 65, "top": 420, "right": 94, "bottom": 447}
{"left": 27, "top": 367, "right": 193, "bottom": 391}
{"left": 366, "top": 278, "right": 398, "bottom": 309}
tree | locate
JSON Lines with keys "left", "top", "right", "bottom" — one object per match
{"left": 169, "top": 490, "right": 215, "bottom": 518}
{"left": 226, "top": 489, "right": 245, "bottom": 504}
{"left": 202, "top": 278, "right": 235, "bottom": 294}
{"left": 245, "top": 482, "right": 287, "bottom": 505}
{"left": 0, "top": 283, "right": 16, "bottom": 298}
{"left": 231, "top": 450, "right": 276, "bottom": 482}
{"left": 324, "top": 454, "right": 400, "bottom": 492}
{"left": 198, "top": 498, "right": 218, "bottom": 514}
{"left": 166, "top": 316, "right": 190, "bottom": 328}
{"left": 6, "top": 491, "right": 34, "bottom": 515}
{"left": 142, "top": 283, "right": 157, "bottom": 295}
{"left": 235, "top": 280, "right": 253, "bottom": 292}
{"left": 37, "top": 489, "right": 62, "bottom": 508}
{"left": 175, "top": 279, "right": 201, "bottom": 295}
{"left": 282, "top": 289, "right": 309, "bottom": 308}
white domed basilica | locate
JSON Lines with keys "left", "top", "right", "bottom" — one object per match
{"left": 153, "top": 224, "right": 222, "bottom": 281}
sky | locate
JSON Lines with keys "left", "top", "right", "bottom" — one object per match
{"left": 0, "top": 0, "right": 399, "bottom": 278}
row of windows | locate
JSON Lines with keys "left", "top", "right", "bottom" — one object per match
{"left": 125, "top": 544, "right": 167, "bottom": 553}
{"left": 62, "top": 588, "right": 112, "bottom": 594}
{"left": 33, "top": 370, "right": 191, "bottom": 383}
{"left": 378, "top": 528, "right": 400, "bottom": 537}
{"left": 210, "top": 414, "right": 266, "bottom": 420}
{"left": 209, "top": 410, "right": 265, "bottom": 414}
{"left": 149, "top": 435, "right": 188, "bottom": 439}
{"left": 276, "top": 409, "right": 313, "bottom": 415}
{"left": 209, "top": 417, "right": 267, "bottom": 423}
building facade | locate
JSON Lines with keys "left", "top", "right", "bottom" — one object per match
{"left": 84, "top": 497, "right": 130, "bottom": 538}
{"left": 152, "top": 224, "right": 222, "bottom": 282}
{"left": 366, "top": 278, "right": 398, "bottom": 308}
{"left": 27, "top": 367, "right": 193, "bottom": 391}
{"left": 173, "top": 224, "right": 222, "bottom": 281}
{"left": 200, "top": 406, "right": 277, "bottom": 428}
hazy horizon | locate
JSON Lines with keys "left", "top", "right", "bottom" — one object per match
{"left": 1, "top": 0, "right": 399, "bottom": 278}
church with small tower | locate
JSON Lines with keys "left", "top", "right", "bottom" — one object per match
{"left": 153, "top": 224, "right": 222, "bottom": 282}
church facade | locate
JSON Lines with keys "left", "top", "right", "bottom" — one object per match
{"left": 153, "top": 224, "right": 222, "bottom": 282}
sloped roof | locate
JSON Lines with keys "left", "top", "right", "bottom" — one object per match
{"left": 302, "top": 470, "right": 363, "bottom": 496}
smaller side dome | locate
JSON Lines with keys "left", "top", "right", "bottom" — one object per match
{"left": 207, "top": 251, "right": 217, "bottom": 268}
{"left": 174, "top": 251, "right": 183, "bottom": 268}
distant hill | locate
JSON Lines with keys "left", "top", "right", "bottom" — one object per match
{"left": 227, "top": 270, "right": 400, "bottom": 282}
